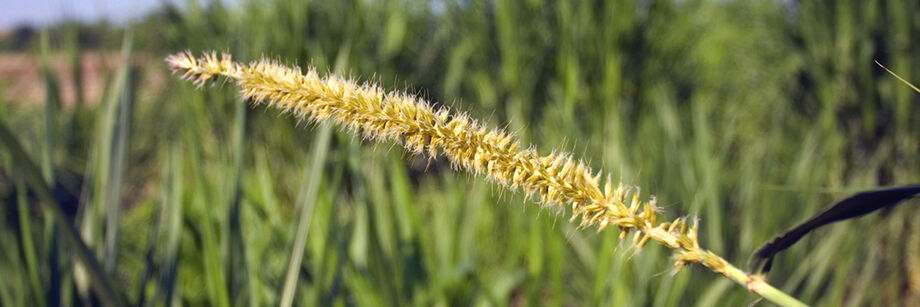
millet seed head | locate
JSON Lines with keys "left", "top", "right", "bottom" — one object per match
{"left": 167, "top": 51, "right": 716, "bottom": 272}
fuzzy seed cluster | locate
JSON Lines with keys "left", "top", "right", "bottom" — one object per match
{"left": 167, "top": 51, "right": 729, "bottom": 275}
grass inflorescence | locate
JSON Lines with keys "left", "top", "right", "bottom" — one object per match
{"left": 167, "top": 51, "right": 806, "bottom": 306}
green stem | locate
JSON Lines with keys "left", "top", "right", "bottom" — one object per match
{"left": 721, "top": 262, "right": 807, "bottom": 307}
{"left": 279, "top": 123, "right": 333, "bottom": 307}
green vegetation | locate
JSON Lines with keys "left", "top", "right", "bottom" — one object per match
{"left": 1, "top": 0, "right": 918, "bottom": 306}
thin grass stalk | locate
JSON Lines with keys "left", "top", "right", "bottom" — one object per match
{"left": 167, "top": 51, "right": 807, "bottom": 307}
{"left": 279, "top": 122, "right": 332, "bottom": 307}
{"left": 876, "top": 60, "right": 920, "bottom": 94}
{"left": 17, "top": 184, "right": 45, "bottom": 306}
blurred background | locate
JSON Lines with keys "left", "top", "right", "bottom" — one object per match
{"left": 1, "top": 0, "right": 918, "bottom": 306}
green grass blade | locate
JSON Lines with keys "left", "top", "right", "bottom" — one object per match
{"left": 67, "top": 22, "right": 84, "bottom": 109}
{"left": 17, "top": 183, "right": 46, "bottom": 306}
{"left": 279, "top": 122, "right": 332, "bottom": 307}
{"left": 0, "top": 120, "right": 125, "bottom": 307}
{"left": 39, "top": 29, "right": 59, "bottom": 183}
{"left": 74, "top": 32, "right": 134, "bottom": 300}
{"left": 225, "top": 94, "right": 248, "bottom": 304}
{"left": 693, "top": 279, "right": 732, "bottom": 307}
{"left": 0, "top": 233, "right": 25, "bottom": 306}
{"left": 876, "top": 60, "right": 920, "bottom": 94}
{"left": 155, "top": 145, "right": 183, "bottom": 306}
{"left": 0, "top": 216, "right": 28, "bottom": 307}
{"left": 181, "top": 92, "right": 230, "bottom": 307}
{"left": 134, "top": 192, "right": 164, "bottom": 306}
{"left": 38, "top": 27, "right": 62, "bottom": 306}
{"left": 104, "top": 33, "right": 134, "bottom": 275}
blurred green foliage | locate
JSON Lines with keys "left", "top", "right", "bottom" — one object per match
{"left": 1, "top": 0, "right": 918, "bottom": 306}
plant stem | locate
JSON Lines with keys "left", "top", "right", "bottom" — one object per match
{"left": 721, "top": 263, "right": 807, "bottom": 307}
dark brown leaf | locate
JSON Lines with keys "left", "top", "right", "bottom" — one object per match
{"left": 750, "top": 185, "right": 920, "bottom": 274}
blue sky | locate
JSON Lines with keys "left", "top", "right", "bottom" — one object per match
{"left": 1, "top": 0, "right": 185, "bottom": 29}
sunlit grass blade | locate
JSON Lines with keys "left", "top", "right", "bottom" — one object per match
{"left": 104, "top": 33, "right": 135, "bottom": 275}
{"left": 279, "top": 122, "right": 332, "bottom": 307}
{"left": 876, "top": 60, "right": 920, "bottom": 94}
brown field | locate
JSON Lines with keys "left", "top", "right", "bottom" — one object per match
{"left": 0, "top": 52, "right": 166, "bottom": 106}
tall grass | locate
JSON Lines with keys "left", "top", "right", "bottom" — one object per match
{"left": 0, "top": 0, "right": 918, "bottom": 306}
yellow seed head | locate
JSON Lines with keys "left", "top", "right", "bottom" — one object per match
{"left": 167, "top": 51, "right": 721, "bottom": 273}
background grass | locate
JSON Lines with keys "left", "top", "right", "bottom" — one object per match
{"left": 1, "top": 0, "right": 919, "bottom": 306}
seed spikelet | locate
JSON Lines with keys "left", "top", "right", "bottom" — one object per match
{"left": 167, "top": 51, "right": 735, "bottom": 277}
